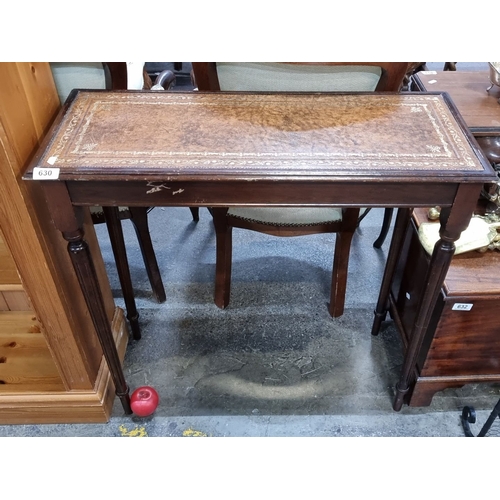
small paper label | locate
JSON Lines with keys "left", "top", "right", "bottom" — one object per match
{"left": 421, "top": 71, "right": 437, "bottom": 75}
{"left": 452, "top": 303, "right": 473, "bottom": 311}
{"left": 47, "top": 156, "right": 58, "bottom": 165}
{"left": 33, "top": 167, "right": 60, "bottom": 180}
{"left": 428, "top": 79, "right": 437, "bottom": 84}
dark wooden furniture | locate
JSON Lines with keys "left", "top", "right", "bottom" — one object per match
{"left": 390, "top": 207, "right": 500, "bottom": 406}
{"left": 24, "top": 90, "right": 495, "bottom": 414}
{"left": 411, "top": 70, "right": 500, "bottom": 165}
{"left": 192, "top": 62, "right": 409, "bottom": 316}
{"left": 411, "top": 70, "right": 500, "bottom": 130}
{"left": 380, "top": 70, "right": 500, "bottom": 407}
{"left": 210, "top": 206, "right": 360, "bottom": 317}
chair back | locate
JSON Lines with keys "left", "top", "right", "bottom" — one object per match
{"left": 192, "top": 62, "right": 409, "bottom": 93}
{"left": 49, "top": 62, "right": 143, "bottom": 104}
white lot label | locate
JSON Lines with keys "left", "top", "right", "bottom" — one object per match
{"left": 452, "top": 303, "right": 473, "bottom": 311}
{"left": 33, "top": 167, "right": 60, "bottom": 180}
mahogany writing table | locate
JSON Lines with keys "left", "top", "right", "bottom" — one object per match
{"left": 23, "top": 90, "right": 495, "bottom": 414}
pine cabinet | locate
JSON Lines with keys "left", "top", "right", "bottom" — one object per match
{"left": 0, "top": 63, "right": 128, "bottom": 424}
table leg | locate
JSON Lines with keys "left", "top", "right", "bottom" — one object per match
{"left": 392, "top": 184, "right": 480, "bottom": 411}
{"left": 371, "top": 207, "right": 412, "bottom": 336}
{"left": 65, "top": 227, "right": 132, "bottom": 414}
{"left": 42, "top": 182, "right": 132, "bottom": 414}
{"left": 392, "top": 234, "right": 456, "bottom": 410}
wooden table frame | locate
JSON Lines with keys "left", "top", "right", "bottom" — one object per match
{"left": 24, "top": 90, "right": 496, "bottom": 414}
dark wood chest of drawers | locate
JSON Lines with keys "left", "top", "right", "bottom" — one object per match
{"left": 390, "top": 208, "right": 500, "bottom": 406}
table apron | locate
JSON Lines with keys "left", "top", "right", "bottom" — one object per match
{"left": 65, "top": 180, "right": 463, "bottom": 208}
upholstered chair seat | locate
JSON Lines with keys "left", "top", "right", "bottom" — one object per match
{"left": 227, "top": 207, "right": 370, "bottom": 227}
{"left": 228, "top": 207, "right": 343, "bottom": 226}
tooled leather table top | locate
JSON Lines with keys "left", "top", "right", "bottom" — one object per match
{"left": 31, "top": 91, "right": 493, "bottom": 181}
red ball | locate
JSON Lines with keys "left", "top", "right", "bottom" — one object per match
{"left": 130, "top": 386, "right": 159, "bottom": 417}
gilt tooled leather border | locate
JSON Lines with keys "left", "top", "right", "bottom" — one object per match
{"left": 41, "top": 92, "right": 483, "bottom": 172}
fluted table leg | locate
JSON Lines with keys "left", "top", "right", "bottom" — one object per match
{"left": 42, "top": 181, "right": 132, "bottom": 415}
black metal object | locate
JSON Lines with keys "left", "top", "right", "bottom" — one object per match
{"left": 462, "top": 398, "right": 500, "bottom": 437}
{"left": 144, "top": 62, "right": 194, "bottom": 89}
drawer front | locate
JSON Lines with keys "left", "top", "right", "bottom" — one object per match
{"left": 392, "top": 215, "right": 500, "bottom": 378}
{"left": 421, "top": 297, "right": 500, "bottom": 377}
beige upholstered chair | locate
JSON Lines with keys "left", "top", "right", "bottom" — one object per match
{"left": 49, "top": 62, "right": 171, "bottom": 308}
{"left": 49, "top": 63, "right": 199, "bottom": 317}
{"left": 192, "top": 62, "right": 409, "bottom": 317}
{"left": 50, "top": 62, "right": 145, "bottom": 102}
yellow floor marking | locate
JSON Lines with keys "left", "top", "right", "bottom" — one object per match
{"left": 119, "top": 424, "right": 148, "bottom": 437}
{"left": 183, "top": 427, "right": 208, "bottom": 437}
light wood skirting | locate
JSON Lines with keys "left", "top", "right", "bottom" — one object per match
{"left": 0, "top": 307, "right": 128, "bottom": 424}
{"left": 0, "top": 62, "right": 123, "bottom": 422}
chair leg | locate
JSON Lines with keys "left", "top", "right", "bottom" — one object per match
{"left": 189, "top": 207, "right": 200, "bottom": 222}
{"left": 212, "top": 208, "right": 232, "bottom": 309}
{"left": 329, "top": 208, "right": 359, "bottom": 318}
{"left": 329, "top": 228, "right": 356, "bottom": 318}
{"left": 128, "top": 207, "right": 166, "bottom": 303}
{"left": 373, "top": 208, "right": 394, "bottom": 249}
{"left": 102, "top": 207, "right": 141, "bottom": 340}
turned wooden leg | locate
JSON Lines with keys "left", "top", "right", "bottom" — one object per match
{"left": 212, "top": 207, "right": 232, "bottom": 309}
{"left": 392, "top": 233, "right": 456, "bottom": 410}
{"left": 128, "top": 206, "right": 166, "bottom": 304}
{"left": 392, "top": 184, "right": 481, "bottom": 411}
{"left": 103, "top": 207, "right": 141, "bottom": 340}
